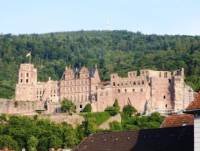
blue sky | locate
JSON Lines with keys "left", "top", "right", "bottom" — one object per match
{"left": 0, "top": 0, "right": 200, "bottom": 35}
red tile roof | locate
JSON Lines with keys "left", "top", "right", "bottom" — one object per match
{"left": 186, "top": 92, "right": 200, "bottom": 110}
{"left": 161, "top": 114, "right": 194, "bottom": 128}
{"left": 73, "top": 126, "right": 193, "bottom": 151}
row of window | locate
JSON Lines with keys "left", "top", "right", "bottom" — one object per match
{"left": 62, "top": 80, "right": 89, "bottom": 85}
{"left": 62, "top": 86, "right": 89, "bottom": 92}
{"left": 117, "top": 88, "right": 143, "bottom": 93}
{"left": 20, "top": 72, "right": 29, "bottom": 78}
{"left": 20, "top": 79, "right": 29, "bottom": 83}
{"left": 64, "top": 95, "right": 89, "bottom": 102}
{"left": 113, "top": 80, "right": 145, "bottom": 87}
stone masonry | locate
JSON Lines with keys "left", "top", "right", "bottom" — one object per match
{"left": 0, "top": 63, "right": 195, "bottom": 115}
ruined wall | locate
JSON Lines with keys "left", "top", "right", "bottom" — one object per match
{"left": 7, "top": 63, "right": 196, "bottom": 115}
{"left": 0, "top": 99, "right": 38, "bottom": 115}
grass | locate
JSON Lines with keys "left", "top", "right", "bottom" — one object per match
{"left": 81, "top": 112, "right": 111, "bottom": 126}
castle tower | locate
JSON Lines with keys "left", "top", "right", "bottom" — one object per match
{"left": 15, "top": 63, "right": 37, "bottom": 101}
{"left": 173, "top": 68, "right": 185, "bottom": 112}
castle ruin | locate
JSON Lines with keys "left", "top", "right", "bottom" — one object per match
{"left": 0, "top": 63, "right": 195, "bottom": 115}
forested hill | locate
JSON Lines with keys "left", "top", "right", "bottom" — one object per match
{"left": 1, "top": 30, "right": 200, "bottom": 98}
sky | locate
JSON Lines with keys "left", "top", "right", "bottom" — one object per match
{"left": 0, "top": 0, "right": 200, "bottom": 35}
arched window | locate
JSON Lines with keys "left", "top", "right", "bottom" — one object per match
{"left": 142, "top": 81, "right": 144, "bottom": 85}
{"left": 118, "top": 89, "right": 120, "bottom": 93}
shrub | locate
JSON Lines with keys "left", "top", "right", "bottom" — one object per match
{"left": 27, "top": 136, "right": 38, "bottom": 151}
{"left": 109, "top": 121, "right": 122, "bottom": 131}
{"left": 105, "top": 99, "right": 120, "bottom": 116}
{"left": 0, "top": 135, "right": 19, "bottom": 151}
{"left": 105, "top": 106, "right": 118, "bottom": 116}
{"left": 83, "top": 112, "right": 110, "bottom": 125}
{"left": 61, "top": 99, "right": 76, "bottom": 113}
{"left": 123, "top": 105, "right": 137, "bottom": 117}
{"left": 82, "top": 104, "right": 92, "bottom": 112}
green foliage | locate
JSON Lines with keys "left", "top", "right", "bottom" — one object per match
{"left": 63, "top": 125, "right": 79, "bottom": 148}
{"left": 83, "top": 118, "right": 97, "bottom": 136}
{"left": 82, "top": 104, "right": 92, "bottom": 112}
{"left": 121, "top": 112, "right": 164, "bottom": 130}
{"left": 1, "top": 31, "right": 200, "bottom": 98}
{"left": 0, "top": 135, "right": 20, "bottom": 151}
{"left": 83, "top": 112, "right": 111, "bottom": 126}
{"left": 61, "top": 99, "right": 76, "bottom": 113}
{"left": 105, "top": 106, "right": 118, "bottom": 116}
{"left": 123, "top": 105, "right": 137, "bottom": 117}
{"left": 27, "top": 136, "right": 38, "bottom": 151}
{"left": 0, "top": 115, "right": 80, "bottom": 151}
{"left": 113, "top": 99, "right": 120, "bottom": 112}
{"left": 49, "top": 135, "right": 63, "bottom": 149}
{"left": 109, "top": 121, "right": 122, "bottom": 131}
{"left": 105, "top": 99, "right": 120, "bottom": 116}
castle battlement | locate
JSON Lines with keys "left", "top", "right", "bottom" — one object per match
{"left": 12, "top": 63, "right": 194, "bottom": 114}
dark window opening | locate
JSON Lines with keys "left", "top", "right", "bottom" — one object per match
{"left": 26, "top": 79, "right": 28, "bottom": 83}
{"left": 165, "top": 104, "right": 168, "bottom": 108}
{"left": 132, "top": 89, "right": 135, "bottom": 92}
{"left": 163, "top": 95, "right": 166, "bottom": 99}
{"left": 125, "top": 89, "right": 127, "bottom": 93}
{"left": 140, "top": 88, "right": 143, "bottom": 92}
{"left": 113, "top": 82, "right": 116, "bottom": 86}
{"left": 20, "top": 79, "right": 23, "bottom": 83}
{"left": 118, "top": 89, "right": 120, "bottom": 93}
{"left": 14, "top": 102, "right": 18, "bottom": 108}
{"left": 164, "top": 72, "right": 167, "bottom": 78}
{"left": 26, "top": 73, "right": 29, "bottom": 77}
{"left": 168, "top": 79, "right": 171, "bottom": 83}
{"left": 80, "top": 105, "right": 82, "bottom": 108}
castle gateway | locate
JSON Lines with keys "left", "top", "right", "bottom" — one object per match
{"left": 13, "top": 63, "right": 194, "bottom": 114}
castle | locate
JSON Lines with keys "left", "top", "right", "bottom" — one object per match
{"left": 0, "top": 63, "right": 195, "bottom": 115}
{"left": 9, "top": 63, "right": 194, "bottom": 113}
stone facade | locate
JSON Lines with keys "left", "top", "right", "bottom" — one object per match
{"left": 92, "top": 68, "right": 194, "bottom": 114}
{"left": 0, "top": 63, "right": 194, "bottom": 115}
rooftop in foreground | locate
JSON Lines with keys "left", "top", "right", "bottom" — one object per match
{"left": 73, "top": 126, "right": 193, "bottom": 151}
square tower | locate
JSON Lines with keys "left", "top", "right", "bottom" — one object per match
{"left": 15, "top": 64, "right": 37, "bottom": 101}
